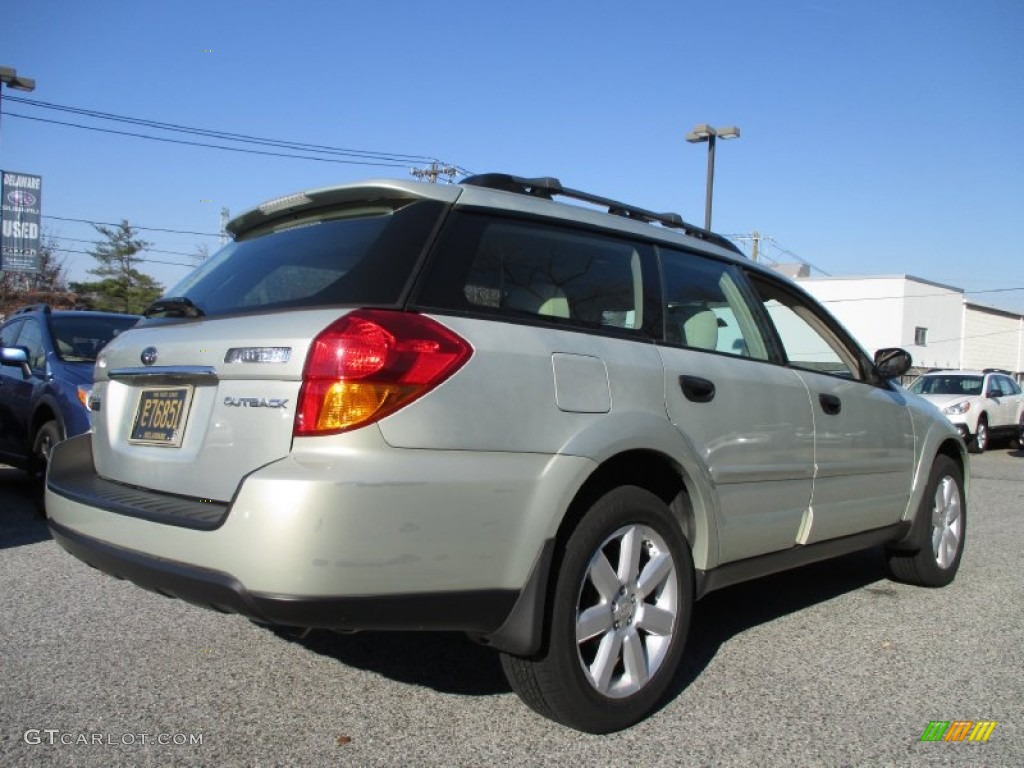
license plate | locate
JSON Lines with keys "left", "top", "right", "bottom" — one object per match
{"left": 129, "top": 387, "right": 193, "bottom": 447}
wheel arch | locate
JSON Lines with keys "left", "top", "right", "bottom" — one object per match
{"left": 892, "top": 430, "right": 967, "bottom": 553}
{"left": 480, "top": 445, "right": 715, "bottom": 657}
{"left": 555, "top": 450, "right": 712, "bottom": 568}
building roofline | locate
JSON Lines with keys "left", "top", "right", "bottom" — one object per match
{"left": 964, "top": 300, "right": 1024, "bottom": 320}
{"left": 796, "top": 274, "right": 965, "bottom": 294}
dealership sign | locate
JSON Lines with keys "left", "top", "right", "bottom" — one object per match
{"left": 1, "top": 170, "right": 42, "bottom": 272}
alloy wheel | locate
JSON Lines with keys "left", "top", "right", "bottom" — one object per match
{"left": 574, "top": 524, "right": 678, "bottom": 698}
{"left": 931, "top": 474, "right": 963, "bottom": 569}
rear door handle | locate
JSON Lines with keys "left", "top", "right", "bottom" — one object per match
{"left": 680, "top": 375, "right": 715, "bottom": 403}
{"left": 819, "top": 393, "right": 841, "bottom": 415}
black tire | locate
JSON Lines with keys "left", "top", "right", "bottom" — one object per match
{"left": 885, "top": 455, "right": 965, "bottom": 588}
{"left": 31, "top": 420, "right": 63, "bottom": 518}
{"left": 500, "top": 486, "right": 693, "bottom": 733}
{"left": 968, "top": 417, "right": 987, "bottom": 454}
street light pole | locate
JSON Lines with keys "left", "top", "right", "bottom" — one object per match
{"left": 0, "top": 66, "right": 36, "bottom": 160}
{"left": 685, "top": 123, "right": 740, "bottom": 231}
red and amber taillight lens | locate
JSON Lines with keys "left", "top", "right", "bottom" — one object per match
{"left": 294, "top": 310, "right": 472, "bottom": 436}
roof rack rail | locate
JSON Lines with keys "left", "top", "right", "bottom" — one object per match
{"left": 12, "top": 303, "right": 51, "bottom": 316}
{"left": 460, "top": 173, "right": 743, "bottom": 256}
{"left": 982, "top": 368, "right": 1011, "bottom": 375}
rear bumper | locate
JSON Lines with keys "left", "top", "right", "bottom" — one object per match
{"left": 49, "top": 519, "right": 516, "bottom": 632}
{"left": 46, "top": 433, "right": 590, "bottom": 648}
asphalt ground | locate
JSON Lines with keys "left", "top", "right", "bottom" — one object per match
{"left": 1, "top": 449, "right": 1021, "bottom": 767}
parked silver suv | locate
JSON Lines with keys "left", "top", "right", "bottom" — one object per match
{"left": 47, "top": 174, "right": 967, "bottom": 733}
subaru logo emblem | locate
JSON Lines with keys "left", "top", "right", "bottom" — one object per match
{"left": 6, "top": 190, "right": 36, "bottom": 207}
{"left": 141, "top": 347, "right": 158, "bottom": 366}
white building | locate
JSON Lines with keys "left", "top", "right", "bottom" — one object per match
{"left": 787, "top": 273, "right": 1023, "bottom": 380}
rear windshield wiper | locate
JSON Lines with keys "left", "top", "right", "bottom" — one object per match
{"left": 143, "top": 296, "right": 205, "bottom": 318}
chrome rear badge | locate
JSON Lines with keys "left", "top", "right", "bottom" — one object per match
{"left": 141, "top": 347, "right": 158, "bottom": 366}
{"left": 224, "top": 347, "right": 291, "bottom": 364}
{"left": 223, "top": 397, "right": 289, "bottom": 408}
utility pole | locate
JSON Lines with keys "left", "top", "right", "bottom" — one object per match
{"left": 751, "top": 230, "right": 760, "bottom": 262}
{"left": 220, "top": 207, "right": 230, "bottom": 246}
{"left": 410, "top": 161, "right": 458, "bottom": 184}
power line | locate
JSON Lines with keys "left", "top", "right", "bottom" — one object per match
{"left": 43, "top": 214, "right": 220, "bottom": 238}
{"left": 5, "top": 95, "right": 442, "bottom": 164}
{"left": 49, "top": 235, "right": 199, "bottom": 258}
{"left": 7, "top": 113, "right": 417, "bottom": 169}
{"left": 49, "top": 246, "right": 194, "bottom": 268}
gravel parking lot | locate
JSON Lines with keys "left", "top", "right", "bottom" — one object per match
{"left": 1, "top": 450, "right": 1021, "bottom": 767}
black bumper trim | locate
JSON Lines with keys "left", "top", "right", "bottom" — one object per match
{"left": 47, "top": 434, "right": 229, "bottom": 531}
{"left": 48, "top": 520, "right": 517, "bottom": 632}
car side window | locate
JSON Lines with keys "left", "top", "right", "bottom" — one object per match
{"left": 0, "top": 319, "right": 24, "bottom": 348}
{"left": 747, "top": 275, "right": 865, "bottom": 380}
{"left": 659, "top": 249, "right": 770, "bottom": 360}
{"left": 14, "top": 319, "right": 46, "bottom": 371}
{"left": 994, "top": 375, "right": 1018, "bottom": 397}
{"left": 418, "top": 214, "right": 652, "bottom": 333}
{"left": 1006, "top": 377, "right": 1023, "bottom": 396}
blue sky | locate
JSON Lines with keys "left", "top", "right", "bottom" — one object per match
{"left": 3, "top": 0, "right": 1023, "bottom": 310}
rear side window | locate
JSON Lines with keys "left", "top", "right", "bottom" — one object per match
{"left": 158, "top": 200, "right": 445, "bottom": 317}
{"left": 659, "top": 249, "right": 771, "bottom": 360}
{"left": 417, "top": 213, "right": 652, "bottom": 333}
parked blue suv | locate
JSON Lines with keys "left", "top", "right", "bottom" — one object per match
{"left": 0, "top": 304, "right": 139, "bottom": 509}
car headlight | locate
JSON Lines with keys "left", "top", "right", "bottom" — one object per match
{"left": 943, "top": 401, "right": 970, "bottom": 415}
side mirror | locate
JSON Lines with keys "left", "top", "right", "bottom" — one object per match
{"left": 874, "top": 347, "right": 912, "bottom": 379}
{"left": 1, "top": 345, "right": 29, "bottom": 365}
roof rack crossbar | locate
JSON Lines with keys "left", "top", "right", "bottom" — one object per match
{"left": 460, "top": 173, "right": 743, "bottom": 256}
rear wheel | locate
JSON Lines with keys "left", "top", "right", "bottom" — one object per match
{"left": 968, "top": 418, "right": 987, "bottom": 454}
{"left": 885, "top": 455, "right": 965, "bottom": 588}
{"left": 500, "top": 486, "right": 693, "bottom": 733}
{"left": 31, "top": 420, "right": 63, "bottom": 518}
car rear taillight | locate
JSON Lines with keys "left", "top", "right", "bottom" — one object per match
{"left": 295, "top": 310, "right": 472, "bottom": 436}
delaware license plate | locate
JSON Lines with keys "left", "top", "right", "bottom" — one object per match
{"left": 129, "top": 387, "right": 193, "bottom": 447}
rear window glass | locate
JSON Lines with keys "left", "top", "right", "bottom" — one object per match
{"left": 417, "top": 213, "right": 650, "bottom": 332}
{"left": 156, "top": 200, "right": 444, "bottom": 317}
{"left": 51, "top": 315, "right": 139, "bottom": 362}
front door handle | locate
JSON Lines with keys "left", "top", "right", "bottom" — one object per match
{"left": 680, "top": 375, "right": 715, "bottom": 403}
{"left": 819, "top": 393, "right": 841, "bottom": 415}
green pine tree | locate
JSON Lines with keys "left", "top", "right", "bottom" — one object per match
{"left": 70, "top": 220, "right": 163, "bottom": 314}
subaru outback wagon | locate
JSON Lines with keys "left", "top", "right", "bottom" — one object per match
{"left": 47, "top": 174, "right": 967, "bottom": 733}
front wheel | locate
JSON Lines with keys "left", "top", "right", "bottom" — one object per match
{"left": 885, "top": 455, "right": 965, "bottom": 588}
{"left": 31, "top": 420, "right": 63, "bottom": 518}
{"left": 500, "top": 486, "right": 693, "bottom": 733}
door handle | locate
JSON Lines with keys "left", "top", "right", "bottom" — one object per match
{"left": 819, "top": 393, "right": 841, "bottom": 415}
{"left": 680, "top": 375, "right": 715, "bottom": 403}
